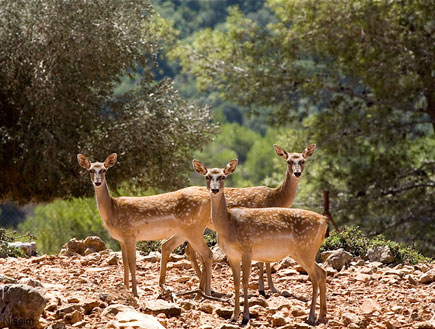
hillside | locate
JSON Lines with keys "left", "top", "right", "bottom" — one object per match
{"left": 0, "top": 243, "right": 434, "bottom": 329}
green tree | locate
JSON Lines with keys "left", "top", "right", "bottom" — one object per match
{"left": 172, "top": 0, "right": 435, "bottom": 256}
{"left": 0, "top": 0, "right": 215, "bottom": 204}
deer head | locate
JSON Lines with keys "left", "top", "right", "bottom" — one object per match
{"left": 192, "top": 159, "right": 238, "bottom": 194}
{"left": 273, "top": 144, "right": 316, "bottom": 178}
{"left": 77, "top": 153, "right": 117, "bottom": 187}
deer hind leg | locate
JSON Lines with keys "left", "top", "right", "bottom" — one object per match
{"left": 266, "top": 262, "right": 279, "bottom": 294}
{"left": 185, "top": 242, "right": 202, "bottom": 280}
{"left": 159, "top": 235, "right": 185, "bottom": 289}
{"left": 187, "top": 237, "right": 213, "bottom": 295}
{"left": 298, "top": 259, "right": 320, "bottom": 325}
{"left": 241, "top": 253, "right": 253, "bottom": 325}
{"left": 228, "top": 258, "right": 241, "bottom": 323}
{"left": 125, "top": 239, "right": 138, "bottom": 297}
{"left": 316, "top": 263, "right": 327, "bottom": 320}
{"left": 257, "top": 262, "right": 265, "bottom": 296}
{"left": 120, "top": 241, "right": 130, "bottom": 289}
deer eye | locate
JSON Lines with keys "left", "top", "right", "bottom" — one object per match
{"left": 300, "top": 160, "right": 305, "bottom": 165}
{"left": 205, "top": 176, "right": 211, "bottom": 180}
{"left": 101, "top": 169, "right": 106, "bottom": 173}
{"left": 90, "top": 169, "right": 95, "bottom": 174}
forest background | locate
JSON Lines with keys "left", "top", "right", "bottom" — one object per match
{"left": 1, "top": 0, "right": 434, "bottom": 258}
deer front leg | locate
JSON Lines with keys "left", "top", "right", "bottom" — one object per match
{"left": 228, "top": 258, "right": 241, "bottom": 323}
{"left": 120, "top": 241, "right": 130, "bottom": 289}
{"left": 125, "top": 239, "right": 138, "bottom": 297}
{"left": 241, "top": 253, "right": 252, "bottom": 325}
{"left": 160, "top": 235, "right": 184, "bottom": 289}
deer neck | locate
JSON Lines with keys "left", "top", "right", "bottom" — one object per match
{"left": 210, "top": 191, "right": 231, "bottom": 237}
{"left": 275, "top": 168, "right": 300, "bottom": 207}
{"left": 94, "top": 181, "right": 113, "bottom": 223}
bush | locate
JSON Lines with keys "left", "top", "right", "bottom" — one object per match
{"left": 19, "top": 198, "right": 118, "bottom": 255}
{"left": 321, "top": 226, "right": 431, "bottom": 265}
{"left": 0, "top": 228, "right": 35, "bottom": 258}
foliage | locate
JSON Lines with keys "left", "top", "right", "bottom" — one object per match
{"left": 19, "top": 198, "right": 119, "bottom": 255}
{"left": 0, "top": 228, "right": 35, "bottom": 258}
{"left": 171, "top": 0, "right": 435, "bottom": 257}
{"left": 0, "top": 0, "right": 215, "bottom": 204}
{"left": 321, "top": 226, "right": 431, "bottom": 265}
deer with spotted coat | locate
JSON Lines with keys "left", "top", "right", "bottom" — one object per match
{"left": 186, "top": 143, "right": 316, "bottom": 295}
{"left": 193, "top": 159, "right": 327, "bottom": 325}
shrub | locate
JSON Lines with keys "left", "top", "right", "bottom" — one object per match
{"left": 321, "top": 226, "right": 431, "bottom": 264}
{"left": 0, "top": 228, "right": 35, "bottom": 258}
{"left": 19, "top": 198, "right": 118, "bottom": 255}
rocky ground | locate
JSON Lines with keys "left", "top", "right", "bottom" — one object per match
{"left": 0, "top": 237, "right": 434, "bottom": 329}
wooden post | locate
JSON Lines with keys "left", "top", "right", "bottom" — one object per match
{"left": 323, "top": 190, "right": 340, "bottom": 233}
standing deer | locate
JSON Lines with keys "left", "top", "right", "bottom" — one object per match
{"left": 193, "top": 159, "right": 327, "bottom": 325}
{"left": 185, "top": 143, "right": 316, "bottom": 295}
{"left": 77, "top": 153, "right": 213, "bottom": 296}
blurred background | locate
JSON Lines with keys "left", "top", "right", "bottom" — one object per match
{"left": 1, "top": 0, "right": 434, "bottom": 257}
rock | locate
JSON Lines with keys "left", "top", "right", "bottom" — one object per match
{"left": 142, "top": 251, "right": 161, "bottom": 263}
{"left": 64, "top": 238, "right": 85, "bottom": 255}
{"left": 105, "top": 253, "right": 118, "bottom": 265}
{"left": 406, "top": 274, "right": 418, "bottom": 285}
{"left": 279, "top": 257, "right": 297, "bottom": 268}
{"left": 103, "top": 304, "right": 165, "bottom": 329}
{"left": 64, "top": 310, "right": 84, "bottom": 325}
{"left": 169, "top": 254, "right": 185, "bottom": 262}
{"left": 271, "top": 313, "right": 287, "bottom": 327}
{"left": 0, "top": 273, "right": 17, "bottom": 284}
{"left": 0, "top": 284, "right": 47, "bottom": 329}
{"left": 215, "top": 308, "right": 233, "bottom": 319}
{"left": 366, "top": 245, "right": 395, "bottom": 264}
{"left": 45, "top": 303, "right": 58, "bottom": 312}
{"left": 30, "top": 254, "right": 47, "bottom": 264}
{"left": 83, "top": 236, "right": 106, "bottom": 252}
{"left": 219, "top": 324, "right": 239, "bottom": 329}
{"left": 83, "top": 247, "right": 96, "bottom": 256}
{"left": 168, "top": 259, "right": 192, "bottom": 269}
{"left": 212, "top": 245, "right": 227, "bottom": 263}
{"left": 98, "top": 292, "right": 112, "bottom": 303}
{"left": 419, "top": 268, "right": 435, "bottom": 283}
{"left": 7, "top": 241, "right": 37, "bottom": 256}
{"left": 294, "top": 265, "right": 307, "bottom": 274}
{"left": 360, "top": 298, "right": 381, "bottom": 314}
{"left": 319, "top": 250, "right": 335, "bottom": 262}
{"left": 199, "top": 303, "right": 214, "bottom": 314}
{"left": 55, "top": 305, "right": 83, "bottom": 320}
{"left": 417, "top": 263, "right": 430, "bottom": 273}
{"left": 414, "top": 320, "right": 435, "bottom": 329}
{"left": 80, "top": 299, "right": 100, "bottom": 314}
{"left": 342, "top": 312, "right": 361, "bottom": 327}
{"left": 323, "top": 249, "right": 353, "bottom": 271}
{"left": 67, "top": 297, "right": 81, "bottom": 304}
{"left": 143, "top": 300, "right": 182, "bottom": 317}
{"left": 354, "top": 273, "right": 371, "bottom": 282}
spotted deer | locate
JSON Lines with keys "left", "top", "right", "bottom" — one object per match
{"left": 186, "top": 143, "right": 316, "bottom": 295}
{"left": 193, "top": 159, "right": 327, "bottom": 325}
{"left": 77, "top": 153, "right": 213, "bottom": 296}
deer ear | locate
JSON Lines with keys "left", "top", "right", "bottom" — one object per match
{"left": 224, "top": 159, "right": 238, "bottom": 176}
{"left": 302, "top": 144, "right": 316, "bottom": 158}
{"left": 104, "top": 153, "right": 117, "bottom": 168}
{"left": 273, "top": 144, "right": 288, "bottom": 160}
{"left": 193, "top": 160, "right": 207, "bottom": 176}
{"left": 77, "top": 154, "right": 91, "bottom": 169}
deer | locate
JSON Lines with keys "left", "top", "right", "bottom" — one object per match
{"left": 193, "top": 159, "right": 327, "bottom": 325}
{"left": 77, "top": 153, "right": 213, "bottom": 297}
{"left": 185, "top": 143, "right": 316, "bottom": 295}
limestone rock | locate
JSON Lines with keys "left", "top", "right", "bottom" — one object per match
{"left": 7, "top": 241, "right": 37, "bottom": 257}
{"left": 102, "top": 304, "right": 164, "bottom": 329}
{"left": 212, "top": 245, "right": 227, "bottom": 263}
{"left": 219, "top": 324, "right": 239, "bottom": 329}
{"left": 62, "top": 238, "right": 85, "bottom": 256}
{"left": 342, "top": 312, "right": 361, "bottom": 327}
{"left": 419, "top": 268, "right": 435, "bottom": 284}
{"left": 0, "top": 284, "right": 47, "bottom": 329}
{"left": 366, "top": 245, "right": 395, "bottom": 264}
{"left": 83, "top": 236, "right": 107, "bottom": 253}
{"left": 142, "top": 251, "right": 161, "bottom": 263}
{"left": 142, "top": 299, "right": 182, "bottom": 317}
{"left": 30, "top": 254, "right": 48, "bottom": 264}
{"left": 0, "top": 273, "right": 17, "bottom": 284}
{"left": 18, "top": 278, "right": 44, "bottom": 288}
{"left": 414, "top": 320, "right": 435, "bottom": 329}
{"left": 81, "top": 299, "right": 100, "bottom": 314}
{"left": 215, "top": 308, "right": 233, "bottom": 319}
{"left": 271, "top": 313, "right": 287, "bottom": 327}
{"left": 199, "top": 303, "right": 214, "bottom": 314}
{"left": 324, "top": 249, "right": 353, "bottom": 271}
{"left": 105, "top": 253, "right": 118, "bottom": 266}
{"left": 55, "top": 305, "right": 83, "bottom": 320}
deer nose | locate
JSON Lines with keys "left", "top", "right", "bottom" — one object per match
{"left": 211, "top": 189, "right": 219, "bottom": 194}
{"left": 94, "top": 182, "right": 102, "bottom": 186}
{"left": 294, "top": 172, "right": 301, "bottom": 177}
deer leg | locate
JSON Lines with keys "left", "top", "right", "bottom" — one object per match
{"left": 185, "top": 242, "right": 202, "bottom": 280}
{"left": 241, "top": 253, "right": 252, "bottom": 325}
{"left": 257, "top": 262, "right": 265, "bottom": 296}
{"left": 160, "top": 235, "right": 184, "bottom": 289}
{"left": 302, "top": 261, "right": 320, "bottom": 325}
{"left": 125, "top": 239, "right": 138, "bottom": 297}
{"left": 188, "top": 237, "right": 213, "bottom": 295}
{"left": 228, "top": 258, "right": 241, "bottom": 323}
{"left": 266, "top": 263, "right": 279, "bottom": 294}
{"left": 120, "top": 241, "right": 130, "bottom": 289}
{"left": 316, "top": 263, "right": 327, "bottom": 320}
